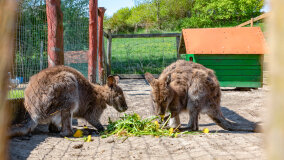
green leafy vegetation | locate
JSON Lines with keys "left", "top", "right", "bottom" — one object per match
{"left": 101, "top": 113, "right": 202, "bottom": 138}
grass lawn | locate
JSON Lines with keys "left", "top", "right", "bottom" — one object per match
{"left": 8, "top": 89, "right": 24, "bottom": 99}
{"left": 110, "top": 36, "right": 183, "bottom": 74}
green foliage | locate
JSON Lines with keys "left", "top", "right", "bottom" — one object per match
{"left": 179, "top": 0, "right": 264, "bottom": 29}
{"left": 109, "top": 0, "right": 264, "bottom": 32}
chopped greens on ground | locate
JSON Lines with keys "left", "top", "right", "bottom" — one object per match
{"left": 101, "top": 113, "right": 204, "bottom": 138}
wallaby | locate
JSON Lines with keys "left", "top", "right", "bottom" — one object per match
{"left": 145, "top": 60, "right": 258, "bottom": 132}
{"left": 10, "top": 65, "right": 128, "bottom": 137}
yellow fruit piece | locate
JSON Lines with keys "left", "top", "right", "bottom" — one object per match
{"left": 169, "top": 128, "right": 174, "bottom": 135}
{"left": 83, "top": 125, "right": 88, "bottom": 129}
{"left": 203, "top": 128, "right": 209, "bottom": 133}
{"left": 154, "top": 121, "right": 160, "bottom": 129}
{"left": 85, "top": 135, "right": 92, "bottom": 142}
{"left": 73, "top": 129, "right": 83, "bottom": 138}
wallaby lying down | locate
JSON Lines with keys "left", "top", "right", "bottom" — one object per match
{"left": 145, "top": 60, "right": 258, "bottom": 132}
{"left": 10, "top": 66, "right": 128, "bottom": 137}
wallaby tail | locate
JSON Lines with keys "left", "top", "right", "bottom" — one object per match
{"left": 10, "top": 115, "right": 38, "bottom": 137}
{"left": 209, "top": 112, "right": 259, "bottom": 132}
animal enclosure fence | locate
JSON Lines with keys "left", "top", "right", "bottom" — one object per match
{"left": 9, "top": 0, "right": 90, "bottom": 101}
{"left": 104, "top": 32, "right": 182, "bottom": 78}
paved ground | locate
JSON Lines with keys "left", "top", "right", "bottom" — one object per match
{"left": 9, "top": 79, "right": 268, "bottom": 160}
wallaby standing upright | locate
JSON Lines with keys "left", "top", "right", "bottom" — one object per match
{"left": 145, "top": 60, "right": 258, "bottom": 132}
{"left": 10, "top": 66, "right": 128, "bottom": 137}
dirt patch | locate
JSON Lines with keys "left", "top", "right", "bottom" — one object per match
{"left": 9, "top": 79, "right": 268, "bottom": 160}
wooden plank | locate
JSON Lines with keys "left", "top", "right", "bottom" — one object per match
{"left": 217, "top": 75, "right": 261, "bottom": 82}
{"left": 204, "top": 65, "right": 261, "bottom": 70}
{"left": 214, "top": 69, "right": 261, "bottom": 76}
{"left": 219, "top": 81, "right": 262, "bottom": 87}
{"left": 112, "top": 33, "right": 181, "bottom": 39}
{"left": 197, "top": 59, "right": 261, "bottom": 66}
{"left": 195, "top": 54, "right": 260, "bottom": 60}
{"left": 237, "top": 13, "right": 270, "bottom": 27}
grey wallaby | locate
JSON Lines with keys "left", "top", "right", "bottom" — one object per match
{"left": 10, "top": 66, "right": 128, "bottom": 137}
{"left": 145, "top": 60, "right": 259, "bottom": 132}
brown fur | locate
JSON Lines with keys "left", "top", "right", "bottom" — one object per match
{"left": 10, "top": 66, "right": 128, "bottom": 137}
{"left": 145, "top": 60, "right": 257, "bottom": 132}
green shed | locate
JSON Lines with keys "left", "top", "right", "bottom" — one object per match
{"left": 178, "top": 27, "right": 266, "bottom": 88}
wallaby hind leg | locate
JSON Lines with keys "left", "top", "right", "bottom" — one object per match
{"left": 60, "top": 109, "right": 73, "bottom": 137}
{"left": 10, "top": 116, "right": 38, "bottom": 137}
{"left": 49, "top": 114, "right": 61, "bottom": 133}
{"left": 187, "top": 108, "right": 200, "bottom": 131}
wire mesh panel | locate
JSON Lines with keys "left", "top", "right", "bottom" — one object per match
{"left": 111, "top": 36, "right": 179, "bottom": 75}
{"left": 9, "top": 0, "right": 48, "bottom": 100}
{"left": 62, "top": 0, "right": 89, "bottom": 78}
{"left": 9, "top": 0, "right": 90, "bottom": 102}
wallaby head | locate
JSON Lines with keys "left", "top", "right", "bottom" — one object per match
{"left": 145, "top": 72, "right": 173, "bottom": 116}
{"left": 105, "top": 75, "right": 128, "bottom": 112}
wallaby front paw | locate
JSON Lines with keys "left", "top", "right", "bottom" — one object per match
{"left": 60, "top": 130, "right": 73, "bottom": 137}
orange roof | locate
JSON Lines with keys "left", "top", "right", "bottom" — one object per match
{"left": 178, "top": 27, "right": 266, "bottom": 54}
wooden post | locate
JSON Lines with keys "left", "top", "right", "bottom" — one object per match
{"left": 267, "top": 0, "right": 284, "bottom": 159}
{"left": 102, "top": 35, "right": 107, "bottom": 84}
{"left": 250, "top": 18, "right": 254, "bottom": 27}
{"left": 40, "top": 41, "right": 43, "bottom": 70}
{"left": 98, "top": 7, "right": 106, "bottom": 84}
{"left": 46, "top": 0, "right": 64, "bottom": 67}
{"left": 106, "top": 29, "right": 112, "bottom": 76}
{"left": 0, "top": 0, "right": 16, "bottom": 159}
{"left": 88, "top": 0, "right": 98, "bottom": 83}
{"left": 176, "top": 36, "right": 180, "bottom": 59}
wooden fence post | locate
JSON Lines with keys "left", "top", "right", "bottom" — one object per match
{"left": 267, "top": 0, "right": 284, "bottom": 159}
{"left": 250, "top": 18, "right": 254, "bottom": 27}
{"left": 98, "top": 7, "right": 106, "bottom": 84}
{"left": 0, "top": 0, "right": 16, "bottom": 159}
{"left": 46, "top": 0, "right": 64, "bottom": 67}
{"left": 88, "top": 0, "right": 98, "bottom": 83}
{"left": 176, "top": 36, "right": 181, "bottom": 59}
{"left": 107, "top": 29, "right": 112, "bottom": 76}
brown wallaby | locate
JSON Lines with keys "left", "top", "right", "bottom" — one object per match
{"left": 145, "top": 60, "right": 258, "bottom": 132}
{"left": 10, "top": 66, "right": 128, "bottom": 137}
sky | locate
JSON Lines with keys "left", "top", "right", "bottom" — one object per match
{"left": 99, "top": 0, "right": 270, "bottom": 17}
{"left": 98, "top": 0, "right": 135, "bottom": 17}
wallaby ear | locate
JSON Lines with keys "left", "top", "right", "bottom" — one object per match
{"left": 166, "top": 74, "right": 171, "bottom": 86}
{"left": 107, "top": 76, "right": 117, "bottom": 88}
{"left": 145, "top": 72, "right": 155, "bottom": 86}
{"left": 114, "top": 75, "right": 120, "bottom": 84}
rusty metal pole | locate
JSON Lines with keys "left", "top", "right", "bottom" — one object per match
{"left": 98, "top": 7, "right": 106, "bottom": 84}
{"left": 46, "top": 0, "right": 64, "bottom": 67}
{"left": 88, "top": 0, "right": 98, "bottom": 83}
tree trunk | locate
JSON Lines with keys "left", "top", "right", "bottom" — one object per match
{"left": 267, "top": 0, "right": 284, "bottom": 159}
{"left": 0, "top": 0, "right": 17, "bottom": 159}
